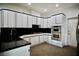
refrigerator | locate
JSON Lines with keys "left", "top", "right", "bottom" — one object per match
{"left": 76, "top": 15, "right": 79, "bottom": 56}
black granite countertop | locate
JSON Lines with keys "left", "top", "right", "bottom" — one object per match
{"left": 0, "top": 38, "right": 31, "bottom": 53}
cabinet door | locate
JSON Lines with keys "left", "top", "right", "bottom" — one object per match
{"left": 39, "top": 36, "right": 44, "bottom": 43}
{"left": 47, "top": 18, "right": 51, "bottom": 28}
{"left": 2, "top": 10, "right": 15, "bottom": 27}
{"left": 22, "top": 14, "right": 28, "bottom": 28}
{"left": 56, "top": 14, "right": 62, "bottom": 24}
{"left": 2, "top": 10, "right": 8, "bottom": 27}
{"left": 27, "top": 16, "right": 32, "bottom": 28}
{"left": 51, "top": 16, "right": 56, "bottom": 25}
{"left": 37, "top": 18, "right": 41, "bottom": 25}
{"left": 7, "top": 11, "right": 15, "bottom": 27}
{"left": 23, "top": 38, "right": 30, "bottom": 42}
{"left": 43, "top": 19, "right": 48, "bottom": 28}
{"left": 16, "top": 13, "right": 23, "bottom": 28}
{"left": 31, "top": 36, "right": 39, "bottom": 46}
{"left": 48, "top": 36, "right": 52, "bottom": 43}
{"left": 32, "top": 16, "right": 37, "bottom": 25}
{"left": 40, "top": 18, "right": 44, "bottom": 28}
{"left": 43, "top": 35, "right": 48, "bottom": 42}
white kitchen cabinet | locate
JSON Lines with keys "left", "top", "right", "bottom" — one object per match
{"left": 56, "top": 14, "right": 62, "bottom": 24}
{"left": 27, "top": 16, "right": 32, "bottom": 28}
{"left": 47, "top": 36, "right": 52, "bottom": 44}
{"left": 2, "top": 10, "right": 15, "bottom": 27}
{"left": 43, "top": 35, "right": 48, "bottom": 42}
{"left": 51, "top": 16, "right": 56, "bottom": 26}
{"left": 39, "top": 36, "right": 44, "bottom": 43}
{"left": 32, "top": 16, "right": 37, "bottom": 25}
{"left": 8, "top": 11, "right": 15, "bottom": 27}
{"left": 40, "top": 18, "right": 44, "bottom": 28}
{"left": 23, "top": 37, "right": 30, "bottom": 42}
{"left": 47, "top": 18, "right": 52, "bottom": 28}
{"left": 30, "top": 36, "right": 39, "bottom": 46}
{"left": 22, "top": 14, "right": 28, "bottom": 28}
{"left": 37, "top": 18, "right": 41, "bottom": 25}
{"left": 1, "top": 10, "right": 8, "bottom": 27}
{"left": 16, "top": 13, "right": 23, "bottom": 28}
{"left": 43, "top": 19, "right": 48, "bottom": 28}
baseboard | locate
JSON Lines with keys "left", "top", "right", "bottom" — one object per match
{"left": 66, "top": 45, "right": 77, "bottom": 48}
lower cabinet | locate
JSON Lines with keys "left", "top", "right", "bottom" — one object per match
{"left": 0, "top": 45, "right": 30, "bottom": 56}
{"left": 30, "top": 36, "right": 39, "bottom": 46}
{"left": 39, "top": 36, "right": 44, "bottom": 43}
{"left": 23, "top": 37, "right": 30, "bottom": 42}
{"left": 48, "top": 36, "right": 52, "bottom": 44}
{"left": 21, "top": 34, "right": 52, "bottom": 47}
{"left": 43, "top": 35, "right": 48, "bottom": 42}
{"left": 50, "top": 40, "right": 63, "bottom": 47}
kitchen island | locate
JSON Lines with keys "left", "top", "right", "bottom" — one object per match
{"left": 0, "top": 38, "right": 31, "bottom": 56}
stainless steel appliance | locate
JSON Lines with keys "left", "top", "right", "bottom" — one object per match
{"left": 76, "top": 15, "right": 79, "bottom": 55}
{"left": 51, "top": 26, "right": 61, "bottom": 41}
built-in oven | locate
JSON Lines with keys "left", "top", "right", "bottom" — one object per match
{"left": 53, "top": 26, "right": 61, "bottom": 32}
{"left": 52, "top": 33, "right": 61, "bottom": 41}
{"left": 51, "top": 26, "right": 61, "bottom": 41}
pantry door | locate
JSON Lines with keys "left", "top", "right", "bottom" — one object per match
{"left": 68, "top": 19, "right": 77, "bottom": 47}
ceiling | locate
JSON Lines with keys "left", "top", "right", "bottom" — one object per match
{"left": 19, "top": 3, "right": 78, "bottom": 14}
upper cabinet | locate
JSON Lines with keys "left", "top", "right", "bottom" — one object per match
{"left": 27, "top": 15, "right": 32, "bottom": 28}
{"left": 1, "top": 10, "right": 16, "bottom": 27}
{"left": 16, "top": 13, "right": 23, "bottom": 28}
{"left": 55, "top": 14, "right": 63, "bottom": 24}
{"left": 50, "top": 14, "right": 63, "bottom": 26}
{"left": 40, "top": 18, "right": 44, "bottom": 28}
{"left": 22, "top": 14, "right": 28, "bottom": 28}
{"left": 51, "top": 16, "right": 56, "bottom": 24}
{"left": 43, "top": 19, "right": 48, "bottom": 28}
{"left": 32, "top": 16, "right": 37, "bottom": 25}
{"left": 0, "top": 9, "right": 65, "bottom": 28}
{"left": 37, "top": 18, "right": 41, "bottom": 25}
{"left": 47, "top": 18, "right": 52, "bottom": 28}
{"left": 8, "top": 11, "right": 15, "bottom": 27}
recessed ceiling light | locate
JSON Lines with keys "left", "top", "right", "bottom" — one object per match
{"left": 56, "top": 4, "right": 59, "bottom": 7}
{"left": 44, "top": 9, "right": 47, "bottom": 12}
{"left": 27, "top": 3, "right": 31, "bottom": 5}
